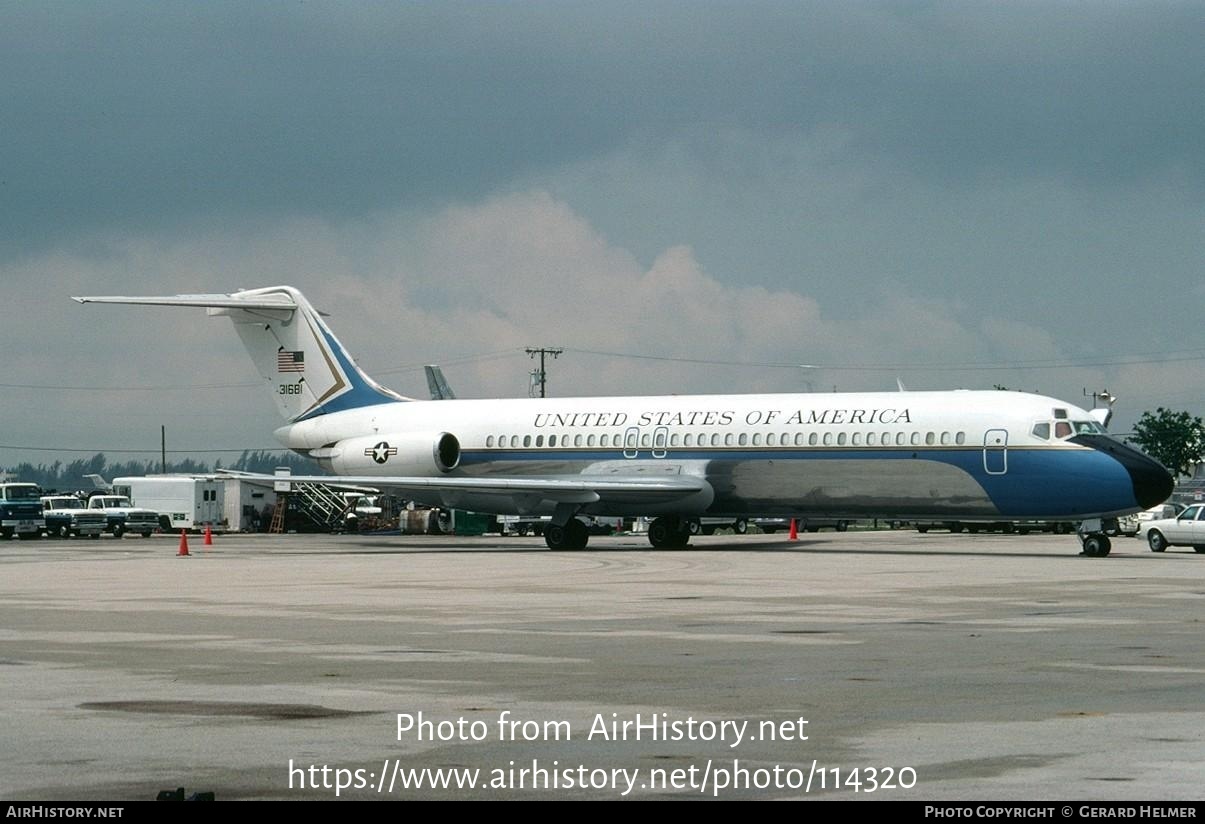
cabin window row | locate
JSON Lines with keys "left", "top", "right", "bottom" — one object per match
{"left": 483, "top": 431, "right": 968, "bottom": 448}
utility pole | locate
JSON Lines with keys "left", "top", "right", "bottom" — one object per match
{"left": 525, "top": 347, "right": 563, "bottom": 398}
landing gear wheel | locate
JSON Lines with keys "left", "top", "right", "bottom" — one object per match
{"left": 544, "top": 525, "right": 567, "bottom": 549}
{"left": 1081, "top": 535, "right": 1112, "bottom": 558}
{"left": 648, "top": 517, "right": 691, "bottom": 549}
{"left": 544, "top": 519, "right": 589, "bottom": 550}
{"left": 1148, "top": 530, "right": 1168, "bottom": 553}
{"left": 648, "top": 517, "right": 675, "bottom": 548}
{"left": 566, "top": 518, "right": 588, "bottom": 549}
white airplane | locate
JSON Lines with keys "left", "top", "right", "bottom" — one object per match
{"left": 74, "top": 285, "right": 1172, "bottom": 556}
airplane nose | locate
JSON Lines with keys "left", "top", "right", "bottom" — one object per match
{"left": 1128, "top": 454, "right": 1175, "bottom": 510}
{"left": 1078, "top": 435, "right": 1174, "bottom": 509}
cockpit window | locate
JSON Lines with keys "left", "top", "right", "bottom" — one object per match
{"left": 1073, "top": 421, "right": 1105, "bottom": 435}
{"left": 1054, "top": 421, "right": 1072, "bottom": 438}
{"left": 1031, "top": 422, "right": 1051, "bottom": 440}
{"left": 1053, "top": 408, "right": 1068, "bottom": 419}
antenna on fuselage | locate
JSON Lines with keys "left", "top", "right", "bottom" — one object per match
{"left": 1084, "top": 388, "right": 1116, "bottom": 429}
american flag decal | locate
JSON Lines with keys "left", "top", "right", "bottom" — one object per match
{"left": 277, "top": 349, "right": 305, "bottom": 372}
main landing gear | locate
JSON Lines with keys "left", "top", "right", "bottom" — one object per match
{"left": 647, "top": 516, "right": 691, "bottom": 549}
{"left": 542, "top": 514, "right": 693, "bottom": 550}
{"left": 544, "top": 518, "right": 589, "bottom": 550}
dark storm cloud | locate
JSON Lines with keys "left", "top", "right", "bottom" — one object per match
{"left": 3, "top": 2, "right": 1202, "bottom": 262}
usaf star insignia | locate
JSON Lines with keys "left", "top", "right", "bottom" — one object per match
{"left": 365, "top": 441, "right": 398, "bottom": 464}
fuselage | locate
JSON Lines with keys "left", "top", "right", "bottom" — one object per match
{"left": 275, "top": 389, "right": 1171, "bottom": 522}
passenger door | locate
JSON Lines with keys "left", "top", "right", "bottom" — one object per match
{"left": 983, "top": 429, "right": 1008, "bottom": 475}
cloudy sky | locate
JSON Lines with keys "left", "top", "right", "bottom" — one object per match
{"left": 2, "top": 1, "right": 1204, "bottom": 465}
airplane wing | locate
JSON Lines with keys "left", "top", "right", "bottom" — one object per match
{"left": 219, "top": 471, "right": 710, "bottom": 511}
{"left": 216, "top": 469, "right": 382, "bottom": 494}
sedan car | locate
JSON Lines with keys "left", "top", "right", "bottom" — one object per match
{"left": 1138, "top": 503, "right": 1205, "bottom": 553}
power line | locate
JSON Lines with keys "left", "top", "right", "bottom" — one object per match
{"left": 0, "top": 349, "right": 523, "bottom": 391}
{"left": 0, "top": 380, "right": 260, "bottom": 392}
{"left": 371, "top": 349, "right": 521, "bottom": 377}
{"left": 562, "top": 347, "right": 1205, "bottom": 373}
{"left": 0, "top": 444, "right": 284, "bottom": 454}
{"left": 11, "top": 343, "right": 1205, "bottom": 393}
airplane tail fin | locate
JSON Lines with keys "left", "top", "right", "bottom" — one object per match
{"left": 73, "top": 286, "right": 410, "bottom": 422}
{"left": 424, "top": 364, "right": 457, "bottom": 400}
{"left": 83, "top": 474, "right": 111, "bottom": 492}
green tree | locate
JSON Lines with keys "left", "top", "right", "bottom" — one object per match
{"left": 1128, "top": 408, "right": 1205, "bottom": 477}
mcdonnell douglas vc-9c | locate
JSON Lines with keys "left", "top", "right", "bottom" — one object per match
{"left": 75, "top": 286, "right": 1172, "bottom": 556}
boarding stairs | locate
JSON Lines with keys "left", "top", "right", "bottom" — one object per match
{"left": 288, "top": 481, "right": 351, "bottom": 531}
{"left": 267, "top": 482, "right": 352, "bottom": 533}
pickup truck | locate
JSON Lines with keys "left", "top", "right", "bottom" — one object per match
{"left": 41, "top": 495, "right": 107, "bottom": 538}
{"left": 86, "top": 495, "right": 159, "bottom": 538}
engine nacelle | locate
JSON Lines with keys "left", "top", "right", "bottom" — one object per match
{"left": 322, "top": 432, "right": 461, "bottom": 476}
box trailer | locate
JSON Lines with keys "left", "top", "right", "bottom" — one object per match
{"left": 112, "top": 476, "right": 226, "bottom": 532}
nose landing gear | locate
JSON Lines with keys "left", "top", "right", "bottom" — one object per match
{"left": 1077, "top": 518, "right": 1118, "bottom": 557}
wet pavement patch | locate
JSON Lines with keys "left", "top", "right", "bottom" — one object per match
{"left": 79, "top": 700, "right": 369, "bottom": 720}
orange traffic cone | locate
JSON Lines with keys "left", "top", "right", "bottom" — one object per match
{"left": 177, "top": 530, "right": 190, "bottom": 557}
{"left": 203, "top": 525, "right": 213, "bottom": 546}
{"left": 788, "top": 518, "right": 798, "bottom": 541}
